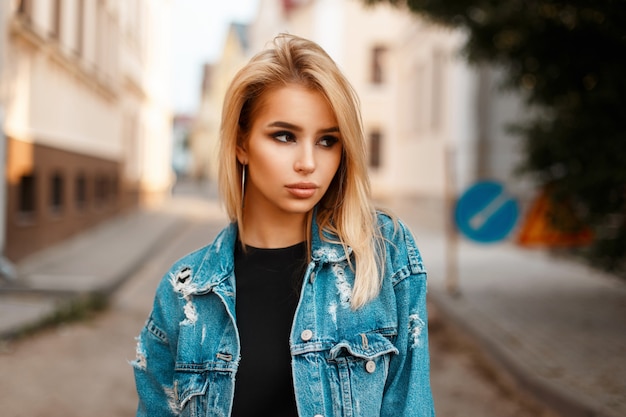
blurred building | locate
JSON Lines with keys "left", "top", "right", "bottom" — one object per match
{"left": 0, "top": 0, "right": 173, "bottom": 262}
{"left": 188, "top": 64, "right": 217, "bottom": 182}
{"left": 190, "top": 23, "right": 250, "bottom": 184}
{"left": 195, "top": 0, "right": 531, "bottom": 203}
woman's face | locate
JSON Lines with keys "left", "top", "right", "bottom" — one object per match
{"left": 237, "top": 84, "right": 343, "bottom": 222}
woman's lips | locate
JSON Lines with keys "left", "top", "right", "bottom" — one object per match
{"left": 286, "top": 183, "right": 318, "bottom": 198}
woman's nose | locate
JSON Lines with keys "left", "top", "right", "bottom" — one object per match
{"left": 294, "top": 142, "right": 315, "bottom": 173}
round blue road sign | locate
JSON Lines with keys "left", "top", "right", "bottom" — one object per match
{"left": 454, "top": 181, "right": 519, "bottom": 243}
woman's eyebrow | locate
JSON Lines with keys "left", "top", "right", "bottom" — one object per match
{"left": 268, "top": 121, "right": 302, "bottom": 131}
{"left": 267, "top": 121, "right": 340, "bottom": 134}
{"left": 319, "top": 126, "right": 340, "bottom": 134}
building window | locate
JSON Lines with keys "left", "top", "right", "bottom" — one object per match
{"left": 75, "top": 173, "right": 87, "bottom": 209}
{"left": 371, "top": 46, "right": 387, "bottom": 85}
{"left": 110, "top": 174, "right": 119, "bottom": 200}
{"left": 51, "top": 0, "right": 62, "bottom": 40}
{"left": 18, "top": 173, "right": 36, "bottom": 215}
{"left": 50, "top": 172, "right": 64, "bottom": 214}
{"left": 94, "top": 173, "right": 109, "bottom": 206}
{"left": 75, "top": 0, "right": 84, "bottom": 56}
{"left": 369, "top": 130, "right": 382, "bottom": 169}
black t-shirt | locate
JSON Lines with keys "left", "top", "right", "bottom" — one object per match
{"left": 231, "top": 240, "right": 306, "bottom": 417}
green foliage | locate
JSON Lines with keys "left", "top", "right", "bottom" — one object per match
{"left": 367, "top": 0, "right": 626, "bottom": 274}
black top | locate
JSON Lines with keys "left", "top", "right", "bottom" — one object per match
{"left": 231, "top": 240, "right": 306, "bottom": 417}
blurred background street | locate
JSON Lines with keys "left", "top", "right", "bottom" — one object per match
{"left": 0, "top": 184, "right": 561, "bottom": 417}
{"left": 1, "top": 0, "right": 625, "bottom": 416}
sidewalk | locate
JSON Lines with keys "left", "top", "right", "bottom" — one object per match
{"left": 384, "top": 197, "right": 625, "bottom": 417}
{"left": 0, "top": 200, "right": 189, "bottom": 340}
{"left": 0, "top": 195, "right": 624, "bottom": 417}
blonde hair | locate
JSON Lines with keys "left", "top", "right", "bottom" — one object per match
{"left": 218, "top": 34, "right": 383, "bottom": 309}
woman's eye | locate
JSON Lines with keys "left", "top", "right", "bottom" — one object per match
{"left": 272, "top": 131, "right": 295, "bottom": 143}
{"left": 318, "top": 135, "right": 339, "bottom": 148}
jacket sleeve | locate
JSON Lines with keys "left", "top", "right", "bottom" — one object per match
{"left": 381, "top": 218, "right": 436, "bottom": 416}
{"left": 132, "top": 273, "right": 182, "bottom": 417}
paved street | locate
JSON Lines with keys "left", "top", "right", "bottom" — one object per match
{"left": 0, "top": 197, "right": 225, "bottom": 417}
{"left": 0, "top": 192, "right": 561, "bottom": 417}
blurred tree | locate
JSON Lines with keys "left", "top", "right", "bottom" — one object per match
{"left": 367, "top": 0, "right": 626, "bottom": 274}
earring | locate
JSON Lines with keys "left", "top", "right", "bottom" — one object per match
{"left": 241, "top": 164, "right": 247, "bottom": 207}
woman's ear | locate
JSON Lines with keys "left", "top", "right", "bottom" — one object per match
{"left": 236, "top": 142, "right": 248, "bottom": 165}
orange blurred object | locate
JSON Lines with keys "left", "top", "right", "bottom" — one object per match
{"left": 517, "top": 189, "right": 594, "bottom": 247}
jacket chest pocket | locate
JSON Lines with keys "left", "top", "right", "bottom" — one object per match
{"left": 326, "top": 332, "right": 398, "bottom": 417}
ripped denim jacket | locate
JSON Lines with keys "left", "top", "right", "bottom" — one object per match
{"left": 132, "top": 212, "right": 435, "bottom": 417}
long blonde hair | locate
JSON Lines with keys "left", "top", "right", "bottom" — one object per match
{"left": 218, "top": 34, "right": 383, "bottom": 309}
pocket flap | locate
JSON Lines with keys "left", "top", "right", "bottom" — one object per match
{"left": 174, "top": 369, "right": 208, "bottom": 409}
{"left": 328, "top": 332, "right": 398, "bottom": 361}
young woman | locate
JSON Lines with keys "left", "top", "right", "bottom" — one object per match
{"left": 133, "top": 34, "right": 435, "bottom": 417}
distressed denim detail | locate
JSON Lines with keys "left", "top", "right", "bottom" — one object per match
{"left": 409, "top": 314, "right": 427, "bottom": 349}
{"left": 333, "top": 263, "right": 353, "bottom": 307}
{"left": 134, "top": 211, "right": 435, "bottom": 416}
{"left": 132, "top": 336, "right": 147, "bottom": 371}
{"left": 146, "top": 319, "right": 168, "bottom": 344}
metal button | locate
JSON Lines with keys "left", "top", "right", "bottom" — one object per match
{"left": 300, "top": 329, "right": 313, "bottom": 341}
{"left": 365, "top": 360, "right": 376, "bottom": 373}
{"left": 313, "top": 415, "right": 324, "bottom": 417}
{"left": 309, "top": 271, "right": 316, "bottom": 283}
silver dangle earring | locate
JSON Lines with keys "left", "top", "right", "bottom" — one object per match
{"left": 241, "top": 164, "right": 247, "bottom": 207}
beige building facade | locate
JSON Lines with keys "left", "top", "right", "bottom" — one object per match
{"left": 190, "top": 23, "right": 250, "bottom": 184}
{"left": 190, "top": 0, "right": 530, "bottom": 206}
{"left": 193, "top": 0, "right": 528, "bottom": 203}
{"left": 248, "top": 0, "right": 478, "bottom": 199}
{"left": 0, "top": 0, "right": 172, "bottom": 262}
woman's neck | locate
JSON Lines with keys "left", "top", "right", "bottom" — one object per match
{"left": 241, "top": 209, "right": 307, "bottom": 248}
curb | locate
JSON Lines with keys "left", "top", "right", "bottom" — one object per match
{"left": 428, "top": 290, "right": 619, "bottom": 417}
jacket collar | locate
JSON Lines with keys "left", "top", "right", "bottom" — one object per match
{"left": 310, "top": 211, "right": 352, "bottom": 264}
{"left": 190, "top": 209, "right": 351, "bottom": 292}
{"left": 192, "top": 222, "right": 238, "bottom": 293}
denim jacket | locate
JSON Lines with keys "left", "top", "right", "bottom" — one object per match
{"left": 133, "top": 212, "right": 435, "bottom": 417}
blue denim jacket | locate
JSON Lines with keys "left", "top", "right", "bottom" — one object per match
{"left": 133, "top": 212, "right": 435, "bottom": 416}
